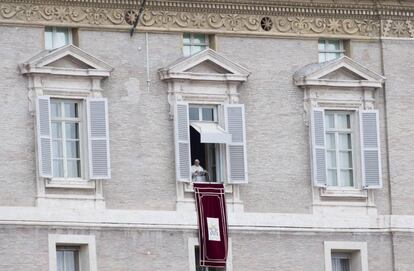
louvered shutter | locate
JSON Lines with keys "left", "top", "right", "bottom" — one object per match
{"left": 87, "top": 98, "right": 111, "bottom": 179}
{"left": 36, "top": 96, "right": 53, "bottom": 178}
{"left": 360, "top": 110, "right": 382, "bottom": 188}
{"left": 311, "top": 108, "right": 327, "bottom": 187}
{"left": 225, "top": 104, "right": 248, "bottom": 184}
{"left": 174, "top": 102, "right": 191, "bottom": 182}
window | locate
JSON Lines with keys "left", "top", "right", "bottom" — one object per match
{"left": 49, "top": 234, "right": 97, "bottom": 271}
{"left": 36, "top": 96, "right": 110, "bottom": 181}
{"left": 331, "top": 253, "right": 351, "bottom": 271}
{"left": 183, "top": 33, "right": 209, "bottom": 57}
{"left": 45, "top": 27, "right": 73, "bottom": 50}
{"left": 324, "top": 241, "right": 368, "bottom": 271}
{"left": 57, "top": 247, "right": 80, "bottom": 271}
{"left": 174, "top": 102, "right": 247, "bottom": 184}
{"left": 195, "top": 246, "right": 224, "bottom": 271}
{"left": 318, "top": 39, "right": 345, "bottom": 62}
{"left": 51, "top": 100, "right": 82, "bottom": 179}
{"left": 325, "top": 111, "right": 354, "bottom": 187}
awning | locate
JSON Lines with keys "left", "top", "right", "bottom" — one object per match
{"left": 190, "top": 122, "right": 231, "bottom": 144}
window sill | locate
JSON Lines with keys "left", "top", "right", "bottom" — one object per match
{"left": 320, "top": 187, "right": 367, "bottom": 199}
{"left": 184, "top": 182, "right": 233, "bottom": 193}
{"left": 45, "top": 178, "right": 95, "bottom": 189}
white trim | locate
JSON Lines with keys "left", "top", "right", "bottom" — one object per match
{"left": 48, "top": 234, "right": 97, "bottom": 271}
{"left": 324, "top": 241, "right": 368, "bottom": 271}
{"left": 188, "top": 237, "right": 233, "bottom": 271}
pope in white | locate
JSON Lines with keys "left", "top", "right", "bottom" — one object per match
{"left": 191, "top": 159, "right": 207, "bottom": 182}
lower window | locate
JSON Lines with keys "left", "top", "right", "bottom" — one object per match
{"left": 331, "top": 252, "right": 351, "bottom": 271}
{"left": 57, "top": 246, "right": 80, "bottom": 271}
{"left": 324, "top": 241, "right": 368, "bottom": 271}
{"left": 195, "top": 246, "right": 225, "bottom": 271}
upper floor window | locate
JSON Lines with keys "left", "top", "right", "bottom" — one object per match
{"left": 325, "top": 111, "right": 354, "bottom": 187}
{"left": 183, "top": 33, "right": 209, "bottom": 57}
{"left": 318, "top": 39, "right": 345, "bottom": 63}
{"left": 51, "top": 99, "right": 82, "bottom": 179}
{"left": 189, "top": 105, "right": 217, "bottom": 122}
{"left": 45, "top": 27, "right": 72, "bottom": 50}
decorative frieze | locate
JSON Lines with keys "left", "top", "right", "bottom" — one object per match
{"left": 0, "top": 1, "right": 414, "bottom": 39}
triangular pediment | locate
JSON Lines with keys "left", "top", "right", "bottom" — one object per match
{"left": 294, "top": 56, "right": 385, "bottom": 88}
{"left": 159, "top": 49, "right": 250, "bottom": 82}
{"left": 20, "top": 44, "right": 113, "bottom": 77}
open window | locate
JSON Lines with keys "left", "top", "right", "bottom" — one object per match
{"left": 174, "top": 102, "right": 247, "bottom": 184}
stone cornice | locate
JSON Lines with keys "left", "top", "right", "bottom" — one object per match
{"left": 1, "top": 0, "right": 414, "bottom": 39}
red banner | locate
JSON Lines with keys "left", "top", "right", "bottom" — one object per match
{"left": 194, "top": 183, "right": 228, "bottom": 268}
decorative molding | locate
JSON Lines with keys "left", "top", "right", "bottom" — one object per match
{"left": 1, "top": 1, "right": 414, "bottom": 39}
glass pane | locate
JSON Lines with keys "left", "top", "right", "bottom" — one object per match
{"left": 64, "top": 102, "right": 78, "bottom": 118}
{"left": 340, "top": 169, "right": 353, "bottom": 187}
{"left": 326, "top": 133, "right": 335, "bottom": 149}
{"left": 182, "top": 46, "right": 191, "bottom": 57}
{"left": 326, "top": 40, "right": 341, "bottom": 51}
{"left": 340, "top": 258, "right": 350, "bottom": 271}
{"left": 64, "top": 251, "right": 76, "bottom": 271}
{"left": 51, "top": 102, "right": 61, "bottom": 118}
{"left": 202, "top": 108, "right": 214, "bottom": 121}
{"left": 192, "top": 34, "right": 206, "bottom": 44}
{"left": 325, "top": 113, "right": 335, "bottom": 129}
{"left": 65, "top": 123, "right": 79, "bottom": 139}
{"left": 54, "top": 27, "right": 69, "bottom": 48}
{"left": 327, "top": 169, "right": 337, "bottom": 186}
{"left": 339, "top": 133, "right": 352, "bottom": 149}
{"left": 53, "top": 159, "right": 64, "bottom": 177}
{"left": 327, "top": 150, "right": 336, "bottom": 168}
{"left": 318, "top": 40, "right": 325, "bottom": 51}
{"left": 189, "top": 107, "right": 199, "bottom": 121}
{"left": 66, "top": 141, "right": 80, "bottom": 158}
{"left": 318, "top": 53, "right": 326, "bottom": 63}
{"left": 183, "top": 33, "right": 191, "bottom": 44}
{"left": 67, "top": 160, "right": 80, "bottom": 178}
{"left": 326, "top": 53, "right": 338, "bottom": 61}
{"left": 45, "top": 28, "right": 54, "bottom": 50}
{"left": 52, "top": 122, "right": 62, "bottom": 138}
{"left": 337, "top": 114, "right": 351, "bottom": 129}
{"left": 191, "top": 45, "right": 206, "bottom": 54}
{"left": 339, "top": 151, "right": 352, "bottom": 168}
{"left": 332, "top": 258, "right": 340, "bottom": 271}
{"left": 57, "top": 251, "right": 64, "bottom": 271}
{"left": 53, "top": 140, "right": 63, "bottom": 158}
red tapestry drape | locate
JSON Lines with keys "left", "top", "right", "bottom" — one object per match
{"left": 194, "top": 183, "right": 228, "bottom": 268}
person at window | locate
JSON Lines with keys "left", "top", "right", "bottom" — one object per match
{"left": 191, "top": 159, "right": 208, "bottom": 182}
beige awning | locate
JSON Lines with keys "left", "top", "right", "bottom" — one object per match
{"left": 190, "top": 122, "right": 231, "bottom": 144}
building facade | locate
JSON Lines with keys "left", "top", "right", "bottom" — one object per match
{"left": 0, "top": 0, "right": 414, "bottom": 270}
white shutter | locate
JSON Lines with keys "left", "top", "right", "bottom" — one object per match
{"left": 36, "top": 96, "right": 53, "bottom": 178}
{"left": 225, "top": 104, "right": 248, "bottom": 184}
{"left": 311, "top": 108, "right": 327, "bottom": 187}
{"left": 360, "top": 110, "right": 382, "bottom": 189}
{"left": 87, "top": 98, "right": 111, "bottom": 179}
{"left": 174, "top": 102, "right": 191, "bottom": 182}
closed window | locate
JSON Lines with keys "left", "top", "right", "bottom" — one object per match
{"left": 51, "top": 100, "right": 82, "bottom": 179}
{"left": 36, "top": 96, "right": 110, "bottom": 180}
{"left": 183, "top": 33, "right": 209, "bottom": 57}
{"left": 325, "top": 111, "right": 354, "bottom": 187}
{"left": 45, "top": 27, "right": 73, "bottom": 50}
{"left": 331, "top": 253, "right": 351, "bottom": 271}
{"left": 56, "top": 247, "right": 80, "bottom": 271}
{"left": 195, "top": 246, "right": 224, "bottom": 271}
{"left": 318, "top": 40, "right": 345, "bottom": 63}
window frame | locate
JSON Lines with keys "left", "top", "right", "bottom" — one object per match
{"left": 318, "top": 39, "right": 345, "bottom": 63}
{"left": 183, "top": 33, "right": 210, "bottom": 57}
{"left": 324, "top": 241, "right": 368, "bottom": 271}
{"left": 45, "top": 27, "right": 73, "bottom": 50}
{"left": 188, "top": 237, "right": 232, "bottom": 271}
{"left": 324, "top": 110, "right": 356, "bottom": 188}
{"left": 56, "top": 246, "right": 80, "bottom": 271}
{"left": 49, "top": 234, "right": 97, "bottom": 271}
{"left": 50, "top": 98, "right": 85, "bottom": 180}
{"left": 189, "top": 104, "right": 218, "bottom": 123}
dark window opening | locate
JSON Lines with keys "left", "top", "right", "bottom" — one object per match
{"left": 195, "top": 246, "right": 225, "bottom": 271}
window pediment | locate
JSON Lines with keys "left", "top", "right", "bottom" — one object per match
{"left": 20, "top": 44, "right": 113, "bottom": 78}
{"left": 294, "top": 56, "right": 385, "bottom": 88}
{"left": 159, "top": 48, "right": 250, "bottom": 82}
